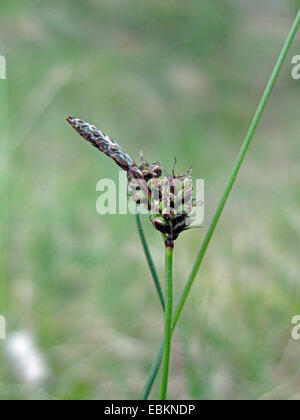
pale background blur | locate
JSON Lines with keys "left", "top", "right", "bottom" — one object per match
{"left": 0, "top": 0, "right": 300, "bottom": 400}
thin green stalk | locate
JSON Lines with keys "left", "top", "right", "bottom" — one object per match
{"left": 172, "top": 7, "right": 300, "bottom": 331}
{"left": 140, "top": 9, "right": 300, "bottom": 399}
{"left": 136, "top": 213, "right": 165, "bottom": 399}
{"left": 136, "top": 213, "right": 165, "bottom": 310}
{"left": 159, "top": 245, "right": 173, "bottom": 400}
{"left": 139, "top": 339, "right": 164, "bottom": 400}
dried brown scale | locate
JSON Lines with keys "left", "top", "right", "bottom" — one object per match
{"left": 138, "top": 155, "right": 162, "bottom": 181}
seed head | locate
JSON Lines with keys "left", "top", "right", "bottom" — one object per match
{"left": 130, "top": 161, "right": 198, "bottom": 243}
{"left": 67, "top": 117, "right": 198, "bottom": 245}
{"left": 66, "top": 117, "right": 144, "bottom": 179}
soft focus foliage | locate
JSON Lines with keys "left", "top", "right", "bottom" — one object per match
{"left": 0, "top": 0, "right": 299, "bottom": 400}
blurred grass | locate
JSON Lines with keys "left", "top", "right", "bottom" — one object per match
{"left": 0, "top": 0, "right": 300, "bottom": 400}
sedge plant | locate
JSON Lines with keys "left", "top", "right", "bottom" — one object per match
{"left": 66, "top": 7, "right": 300, "bottom": 400}
{"left": 140, "top": 8, "right": 300, "bottom": 400}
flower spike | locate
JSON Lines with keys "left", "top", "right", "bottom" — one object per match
{"left": 66, "top": 117, "right": 144, "bottom": 179}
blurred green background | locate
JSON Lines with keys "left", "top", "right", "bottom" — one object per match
{"left": 0, "top": 0, "right": 300, "bottom": 400}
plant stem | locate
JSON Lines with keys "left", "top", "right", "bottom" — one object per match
{"left": 139, "top": 8, "right": 300, "bottom": 399}
{"left": 159, "top": 244, "right": 173, "bottom": 400}
{"left": 136, "top": 213, "right": 165, "bottom": 310}
{"left": 139, "top": 338, "right": 164, "bottom": 400}
{"left": 136, "top": 213, "right": 165, "bottom": 399}
{"left": 172, "top": 7, "right": 300, "bottom": 331}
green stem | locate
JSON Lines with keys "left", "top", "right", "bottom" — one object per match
{"left": 136, "top": 213, "right": 165, "bottom": 310}
{"left": 139, "top": 339, "right": 164, "bottom": 400}
{"left": 172, "top": 7, "right": 300, "bottom": 331}
{"left": 159, "top": 244, "right": 173, "bottom": 400}
{"left": 139, "top": 8, "right": 300, "bottom": 399}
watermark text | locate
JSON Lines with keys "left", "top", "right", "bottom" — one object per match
{"left": 291, "top": 315, "right": 300, "bottom": 340}
{"left": 96, "top": 171, "right": 204, "bottom": 226}
{"left": 291, "top": 55, "right": 300, "bottom": 80}
{"left": 0, "top": 315, "right": 6, "bottom": 340}
{"left": 0, "top": 55, "right": 6, "bottom": 80}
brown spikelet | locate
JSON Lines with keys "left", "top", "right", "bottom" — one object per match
{"left": 66, "top": 117, "right": 144, "bottom": 179}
